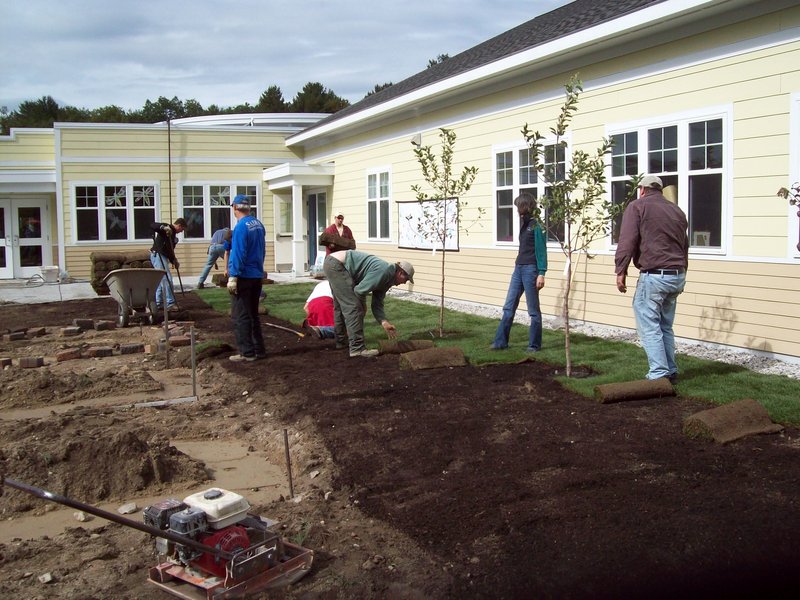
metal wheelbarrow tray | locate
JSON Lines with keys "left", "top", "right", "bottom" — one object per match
{"left": 102, "top": 268, "right": 167, "bottom": 327}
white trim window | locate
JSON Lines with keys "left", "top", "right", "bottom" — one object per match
{"left": 493, "top": 142, "right": 566, "bottom": 243}
{"left": 609, "top": 108, "right": 729, "bottom": 251}
{"left": 74, "top": 184, "right": 157, "bottom": 242}
{"left": 367, "top": 167, "right": 391, "bottom": 241}
{"left": 180, "top": 184, "right": 258, "bottom": 239}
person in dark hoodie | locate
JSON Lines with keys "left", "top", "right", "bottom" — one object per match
{"left": 149, "top": 217, "right": 186, "bottom": 310}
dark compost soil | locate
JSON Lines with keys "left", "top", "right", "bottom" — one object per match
{"left": 0, "top": 291, "right": 797, "bottom": 599}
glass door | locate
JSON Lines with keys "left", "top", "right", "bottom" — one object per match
{"left": 0, "top": 198, "right": 51, "bottom": 279}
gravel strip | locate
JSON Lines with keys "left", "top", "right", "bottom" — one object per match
{"left": 389, "top": 289, "right": 799, "bottom": 380}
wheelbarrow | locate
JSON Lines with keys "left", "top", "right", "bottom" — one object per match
{"left": 102, "top": 268, "right": 168, "bottom": 327}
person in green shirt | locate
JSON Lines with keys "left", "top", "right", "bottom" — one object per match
{"left": 323, "top": 250, "right": 414, "bottom": 357}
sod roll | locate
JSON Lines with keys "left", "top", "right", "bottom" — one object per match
{"left": 594, "top": 377, "right": 675, "bottom": 404}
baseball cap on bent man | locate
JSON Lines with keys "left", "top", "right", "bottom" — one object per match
{"left": 397, "top": 260, "right": 415, "bottom": 284}
{"left": 232, "top": 194, "right": 250, "bottom": 207}
{"left": 639, "top": 174, "right": 663, "bottom": 190}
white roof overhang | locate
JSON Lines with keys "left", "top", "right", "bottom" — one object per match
{"left": 262, "top": 162, "right": 334, "bottom": 190}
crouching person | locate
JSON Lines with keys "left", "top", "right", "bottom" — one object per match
{"left": 323, "top": 250, "right": 414, "bottom": 357}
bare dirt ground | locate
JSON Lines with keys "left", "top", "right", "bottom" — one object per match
{"left": 0, "top": 291, "right": 798, "bottom": 600}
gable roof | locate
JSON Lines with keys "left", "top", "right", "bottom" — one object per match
{"left": 288, "top": 0, "right": 788, "bottom": 149}
{"left": 290, "top": 0, "right": 668, "bottom": 143}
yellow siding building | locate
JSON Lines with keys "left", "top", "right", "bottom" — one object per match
{"left": 1, "top": 0, "right": 799, "bottom": 361}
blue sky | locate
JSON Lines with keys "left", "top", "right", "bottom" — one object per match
{"left": 1, "top": 0, "right": 571, "bottom": 112}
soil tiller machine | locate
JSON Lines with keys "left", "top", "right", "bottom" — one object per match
{"left": 2, "top": 477, "right": 314, "bottom": 599}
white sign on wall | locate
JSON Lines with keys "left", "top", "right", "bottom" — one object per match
{"left": 397, "top": 198, "right": 460, "bottom": 251}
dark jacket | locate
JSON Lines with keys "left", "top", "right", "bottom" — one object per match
{"left": 614, "top": 190, "right": 688, "bottom": 274}
{"left": 150, "top": 222, "right": 179, "bottom": 265}
{"left": 516, "top": 215, "right": 548, "bottom": 274}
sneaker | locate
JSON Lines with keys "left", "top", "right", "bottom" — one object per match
{"left": 667, "top": 373, "right": 679, "bottom": 384}
{"left": 489, "top": 344, "right": 507, "bottom": 350}
{"left": 197, "top": 283, "right": 205, "bottom": 289}
{"left": 309, "top": 326, "right": 323, "bottom": 339}
{"left": 229, "top": 354, "right": 256, "bottom": 363}
{"left": 525, "top": 347, "right": 540, "bottom": 353}
{"left": 166, "top": 304, "right": 179, "bottom": 312}
{"left": 349, "top": 348, "right": 379, "bottom": 358}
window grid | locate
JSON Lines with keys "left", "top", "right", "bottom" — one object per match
{"left": 493, "top": 144, "right": 564, "bottom": 244}
{"left": 180, "top": 184, "right": 259, "bottom": 239}
{"left": 609, "top": 113, "right": 726, "bottom": 250}
{"left": 74, "top": 184, "right": 156, "bottom": 242}
{"left": 367, "top": 170, "right": 391, "bottom": 240}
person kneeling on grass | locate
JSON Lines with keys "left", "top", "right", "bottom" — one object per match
{"left": 323, "top": 250, "right": 414, "bottom": 358}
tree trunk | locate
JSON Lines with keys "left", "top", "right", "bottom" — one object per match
{"left": 438, "top": 199, "right": 449, "bottom": 337}
{"left": 439, "top": 243, "right": 446, "bottom": 337}
{"left": 563, "top": 260, "right": 572, "bottom": 377}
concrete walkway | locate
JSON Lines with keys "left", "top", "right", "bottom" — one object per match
{"left": 0, "top": 273, "right": 316, "bottom": 305}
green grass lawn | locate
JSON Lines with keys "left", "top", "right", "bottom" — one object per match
{"left": 198, "top": 282, "right": 800, "bottom": 427}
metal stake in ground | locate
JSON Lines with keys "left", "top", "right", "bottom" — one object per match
{"left": 167, "top": 232, "right": 184, "bottom": 296}
{"left": 283, "top": 429, "right": 294, "bottom": 499}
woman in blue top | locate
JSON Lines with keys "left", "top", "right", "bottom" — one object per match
{"left": 491, "top": 192, "right": 548, "bottom": 352}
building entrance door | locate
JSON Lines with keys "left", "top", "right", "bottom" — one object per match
{"left": 0, "top": 198, "right": 52, "bottom": 279}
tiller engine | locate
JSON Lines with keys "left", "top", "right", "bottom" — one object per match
{"left": 2, "top": 478, "right": 313, "bottom": 599}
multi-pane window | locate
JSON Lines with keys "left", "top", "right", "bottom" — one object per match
{"left": 493, "top": 143, "right": 563, "bottom": 244}
{"left": 611, "top": 131, "right": 639, "bottom": 242}
{"left": 367, "top": 169, "right": 390, "bottom": 240}
{"left": 542, "top": 144, "right": 566, "bottom": 242}
{"left": 180, "top": 184, "right": 258, "bottom": 239}
{"left": 609, "top": 114, "right": 725, "bottom": 249}
{"left": 496, "top": 151, "right": 514, "bottom": 242}
{"left": 74, "top": 184, "right": 156, "bottom": 241}
{"left": 688, "top": 119, "right": 723, "bottom": 247}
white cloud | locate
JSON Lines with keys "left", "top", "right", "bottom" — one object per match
{"left": 1, "top": 0, "right": 570, "bottom": 112}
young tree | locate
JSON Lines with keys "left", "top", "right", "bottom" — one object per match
{"left": 522, "top": 75, "right": 624, "bottom": 376}
{"left": 411, "top": 128, "right": 479, "bottom": 337}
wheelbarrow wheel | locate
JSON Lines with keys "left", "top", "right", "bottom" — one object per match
{"left": 118, "top": 304, "right": 130, "bottom": 328}
{"left": 147, "top": 301, "right": 159, "bottom": 325}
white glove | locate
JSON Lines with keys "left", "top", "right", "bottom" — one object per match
{"left": 227, "top": 277, "right": 238, "bottom": 295}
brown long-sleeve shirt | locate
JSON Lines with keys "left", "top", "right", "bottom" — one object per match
{"left": 614, "top": 190, "right": 689, "bottom": 275}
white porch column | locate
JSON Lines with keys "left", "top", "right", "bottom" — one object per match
{"left": 291, "top": 183, "right": 305, "bottom": 275}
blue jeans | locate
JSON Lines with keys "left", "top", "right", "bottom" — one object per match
{"left": 198, "top": 244, "right": 226, "bottom": 286}
{"left": 317, "top": 326, "right": 335, "bottom": 339}
{"left": 150, "top": 251, "right": 176, "bottom": 307}
{"left": 633, "top": 272, "right": 686, "bottom": 380}
{"left": 493, "top": 264, "right": 542, "bottom": 351}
